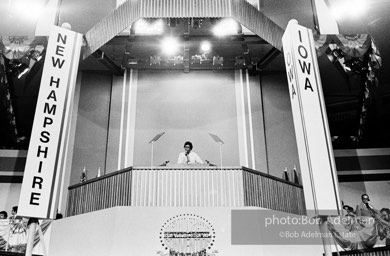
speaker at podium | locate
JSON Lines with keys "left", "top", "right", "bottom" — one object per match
{"left": 148, "top": 132, "right": 224, "bottom": 168}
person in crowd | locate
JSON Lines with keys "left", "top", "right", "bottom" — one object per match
{"left": 343, "top": 205, "right": 356, "bottom": 217}
{"left": 55, "top": 213, "right": 63, "bottom": 220}
{"left": 381, "top": 208, "right": 390, "bottom": 221}
{"left": 10, "top": 207, "right": 15, "bottom": 217}
{"left": 355, "top": 194, "right": 380, "bottom": 217}
{"left": 177, "top": 141, "right": 204, "bottom": 165}
{"left": 8, "top": 206, "right": 27, "bottom": 253}
{"left": 0, "top": 211, "right": 7, "bottom": 219}
{"left": 378, "top": 208, "right": 390, "bottom": 246}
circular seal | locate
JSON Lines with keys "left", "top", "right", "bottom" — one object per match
{"left": 160, "top": 214, "right": 216, "bottom": 254}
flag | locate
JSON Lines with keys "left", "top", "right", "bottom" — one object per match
{"left": 0, "top": 54, "right": 20, "bottom": 147}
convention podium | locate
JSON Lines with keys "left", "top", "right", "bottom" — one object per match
{"left": 66, "top": 166, "right": 305, "bottom": 216}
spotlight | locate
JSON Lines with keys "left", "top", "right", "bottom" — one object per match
{"left": 330, "top": 0, "right": 367, "bottom": 20}
{"left": 11, "top": 0, "right": 44, "bottom": 20}
{"left": 161, "top": 37, "right": 180, "bottom": 56}
{"left": 330, "top": 7, "right": 343, "bottom": 20}
{"left": 133, "top": 19, "right": 164, "bottom": 35}
{"left": 212, "top": 18, "right": 240, "bottom": 36}
{"left": 351, "top": 0, "right": 367, "bottom": 18}
{"left": 200, "top": 41, "right": 211, "bottom": 52}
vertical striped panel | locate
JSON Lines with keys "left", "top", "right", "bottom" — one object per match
{"left": 139, "top": 0, "right": 231, "bottom": 18}
{"left": 242, "top": 168, "right": 306, "bottom": 215}
{"left": 117, "top": 70, "right": 127, "bottom": 170}
{"left": 66, "top": 168, "right": 133, "bottom": 216}
{"left": 67, "top": 166, "right": 305, "bottom": 217}
{"left": 84, "top": 0, "right": 282, "bottom": 58}
{"left": 130, "top": 167, "right": 244, "bottom": 207}
{"left": 84, "top": 0, "right": 141, "bottom": 57}
{"left": 230, "top": 0, "right": 283, "bottom": 50}
{"left": 329, "top": 248, "right": 390, "bottom": 256}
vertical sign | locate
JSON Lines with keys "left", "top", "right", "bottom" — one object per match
{"left": 18, "top": 26, "right": 82, "bottom": 219}
{"left": 282, "top": 20, "right": 341, "bottom": 217}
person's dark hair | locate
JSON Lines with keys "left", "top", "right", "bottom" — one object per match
{"left": 343, "top": 205, "right": 354, "bottom": 212}
{"left": 0, "top": 211, "right": 8, "bottom": 218}
{"left": 12, "top": 206, "right": 18, "bottom": 213}
{"left": 361, "top": 194, "right": 370, "bottom": 201}
{"left": 184, "top": 141, "right": 193, "bottom": 150}
{"left": 380, "top": 208, "right": 390, "bottom": 215}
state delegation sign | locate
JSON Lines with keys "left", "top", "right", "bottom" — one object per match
{"left": 18, "top": 26, "right": 82, "bottom": 219}
{"left": 282, "top": 20, "right": 341, "bottom": 217}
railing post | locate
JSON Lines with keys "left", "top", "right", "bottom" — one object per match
{"left": 319, "top": 216, "right": 332, "bottom": 256}
{"left": 25, "top": 218, "right": 38, "bottom": 256}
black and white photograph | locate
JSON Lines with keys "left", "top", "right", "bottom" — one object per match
{"left": 0, "top": 0, "right": 390, "bottom": 255}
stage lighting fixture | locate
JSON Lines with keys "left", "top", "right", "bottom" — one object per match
{"left": 133, "top": 19, "right": 164, "bottom": 35}
{"left": 350, "top": 0, "right": 367, "bottom": 18}
{"left": 200, "top": 41, "right": 211, "bottom": 52}
{"left": 331, "top": 0, "right": 367, "bottom": 20}
{"left": 191, "top": 55, "right": 202, "bottom": 64}
{"left": 167, "top": 18, "right": 180, "bottom": 27}
{"left": 150, "top": 56, "right": 161, "bottom": 65}
{"left": 11, "top": 0, "right": 44, "bottom": 20}
{"left": 191, "top": 18, "right": 203, "bottom": 29}
{"left": 213, "top": 56, "right": 224, "bottom": 66}
{"left": 174, "top": 55, "right": 184, "bottom": 65}
{"left": 212, "top": 18, "right": 240, "bottom": 36}
{"left": 124, "top": 55, "right": 138, "bottom": 65}
{"left": 161, "top": 37, "right": 180, "bottom": 55}
{"left": 191, "top": 53, "right": 209, "bottom": 64}
{"left": 209, "top": 18, "right": 221, "bottom": 25}
{"left": 235, "top": 56, "right": 245, "bottom": 66}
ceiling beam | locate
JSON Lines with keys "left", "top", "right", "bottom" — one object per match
{"left": 92, "top": 49, "right": 123, "bottom": 76}
{"left": 83, "top": 0, "right": 284, "bottom": 58}
{"left": 106, "top": 35, "right": 267, "bottom": 46}
{"left": 256, "top": 47, "right": 281, "bottom": 70}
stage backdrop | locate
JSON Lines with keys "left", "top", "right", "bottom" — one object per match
{"left": 70, "top": 69, "right": 298, "bottom": 185}
{"left": 103, "top": 69, "right": 267, "bottom": 179}
{"left": 133, "top": 70, "right": 239, "bottom": 167}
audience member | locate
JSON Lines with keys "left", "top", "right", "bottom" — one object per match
{"left": 379, "top": 208, "right": 390, "bottom": 246}
{"left": 55, "top": 213, "right": 63, "bottom": 220}
{"left": 0, "top": 211, "right": 7, "bottom": 219}
{"left": 8, "top": 205, "right": 26, "bottom": 253}
{"left": 343, "top": 205, "right": 356, "bottom": 216}
{"left": 355, "top": 194, "right": 380, "bottom": 217}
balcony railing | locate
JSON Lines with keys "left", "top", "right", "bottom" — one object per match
{"left": 67, "top": 166, "right": 305, "bottom": 216}
{"left": 330, "top": 246, "right": 390, "bottom": 256}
